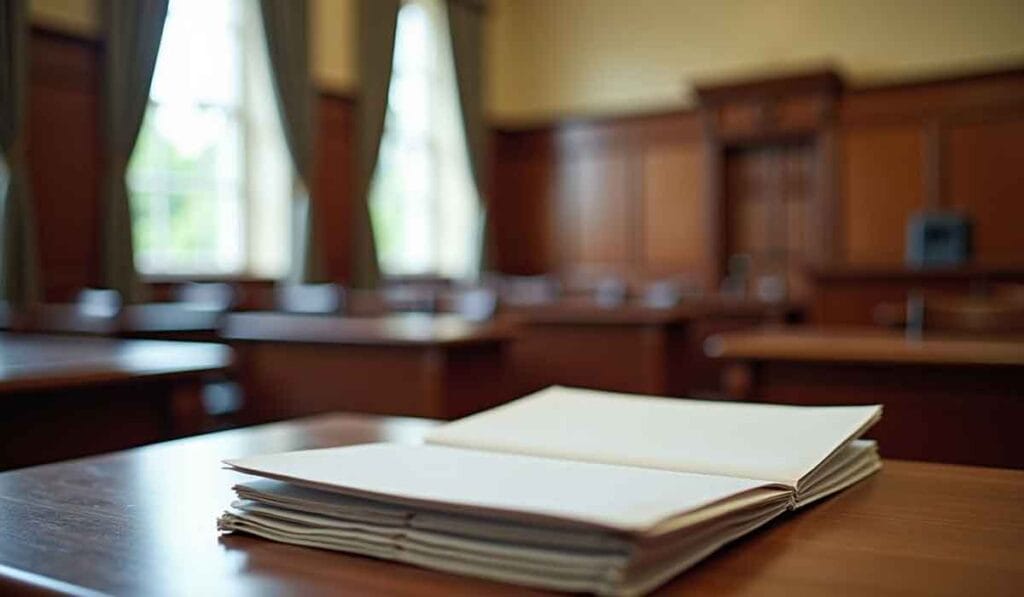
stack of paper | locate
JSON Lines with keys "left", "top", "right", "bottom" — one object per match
{"left": 219, "top": 386, "right": 881, "bottom": 595}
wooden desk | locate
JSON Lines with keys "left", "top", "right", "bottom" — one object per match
{"left": 221, "top": 312, "right": 512, "bottom": 422}
{"left": 809, "top": 266, "right": 1024, "bottom": 325}
{"left": 505, "top": 299, "right": 798, "bottom": 398}
{"left": 706, "top": 327, "right": 1024, "bottom": 468}
{"left": 0, "top": 413, "right": 1021, "bottom": 596}
{"left": 0, "top": 333, "right": 232, "bottom": 469}
{"left": 15, "top": 303, "right": 224, "bottom": 341}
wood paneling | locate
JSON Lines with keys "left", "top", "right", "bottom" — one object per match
{"left": 641, "top": 144, "right": 706, "bottom": 276}
{"left": 312, "top": 91, "right": 356, "bottom": 282}
{"left": 491, "top": 68, "right": 1024, "bottom": 288}
{"left": 491, "top": 111, "right": 705, "bottom": 283}
{"left": 840, "top": 125, "right": 924, "bottom": 264}
{"left": 490, "top": 130, "right": 555, "bottom": 273}
{"left": 562, "top": 152, "right": 632, "bottom": 268}
{"left": 838, "top": 68, "right": 1024, "bottom": 268}
{"left": 27, "top": 28, "right": 103, "bottom": 301}
{"left": 948, "top": 119, "right": 1024, "bottom": 265}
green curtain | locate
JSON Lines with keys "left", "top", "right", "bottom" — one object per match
{"left": 0, "top": 0, "right": 39, "bottom": 307}
{"left": 100, "top": 0, "right": 167, "bottom": 303}
{"left": 446, "top": 0, "right": 491, "bottom": 274}
{"left": 259, "top": 0, "right": 325, "bottom": 284}
{"left": 352, "top": 0, "right": 401, "bottom": 289}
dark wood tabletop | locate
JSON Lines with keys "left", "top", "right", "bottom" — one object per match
{"left": 505, "top": 297, "right": 798, "bottom": 326}
{"left": 705, "top": 326, "right": 1024, "bottom": 366}
{"left": 13, "top": 303, "right": 224, "bottom": 337}
{"left": 0, "top": 332, "right": 232, "bottom": 393}
{"left": 0, "top": 412, "right": 1021, "bottom": 596}
{"left": 221, "top": 311, "right": 512, "bottom": 347}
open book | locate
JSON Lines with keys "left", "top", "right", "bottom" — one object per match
{"left": 219, "top": 386, "right": 881, "bottom": 595}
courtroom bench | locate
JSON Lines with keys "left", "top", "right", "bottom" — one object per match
{"left": 220, "top": 312, "right": 514, "bottom": 422}
{"left": 0, "top": 333, "right": 232, "bottom": 469}
{"left": 503, "top": 297, "right": 801, "bottom": 398}
{"left": 705, "top": 326, "right": 1024, "bottom": 468}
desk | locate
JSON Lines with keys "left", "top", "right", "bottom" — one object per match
{"left": 809, "top": 266, "right": 1024, "bottom": 325}
{"left": 221, "top": 312, "right": 512, "bottom": 422}
{"left": 505, "top": 299, "right": 798, "bottom": 398}
{"left": 0, "top": 413, "right": 1021, "bottom": 596}
{"left": 0, "top": 333, "right": 232, "bottom": 469}
{"left": 16, "top": 303, "right": 224, "bottom": 341}
{"left": 706, "top": 327, "right": 1024, "bottom": 468}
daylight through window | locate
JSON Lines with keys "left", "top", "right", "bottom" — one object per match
{"left": 369, "top": 0, "right": 481, "bottom": 279}
{"left": 128, "top": 0, "right": 292, "bottom": 277}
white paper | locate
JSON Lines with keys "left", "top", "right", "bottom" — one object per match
{"left": 426, "top": 386, "right": 881, "bottom": 487}
{"left": 225, "top": 442, "right": 782, "bottom": 533}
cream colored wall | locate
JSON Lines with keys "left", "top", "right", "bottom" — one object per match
{"left": 30, "top": 0, "right": 99, "bottom": 37}
{"left": 309, "top": 0, "right": 357, "bottom": 93}
{"left": 28, "top": 0, "right": 358, "bottom": 94}
{"left": 486, "top": 0, "right": 1024, "bottom": 122}
{"left": 30, "top": 0, "right": 1024, "bottom": 120}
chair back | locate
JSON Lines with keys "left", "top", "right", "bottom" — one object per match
{"left": 175, "top": 282, "right": 235, "bottom": 312}
{"left": 498, "top": 275, "right": 560, "bottom": 306}
{"left": 276, "top": 284, "right": 345, "bottom": 315}
{"left": 77, "top": 288, "right": 122, "bottom": 317}
{"left": 453, "top": 287, "right": 498, "bottom": 322}
{"left": 642, "top": 279, "right": 683, "bottom": 309}
{"left": 594, "top": 277, "right": 628, "bottom": 308}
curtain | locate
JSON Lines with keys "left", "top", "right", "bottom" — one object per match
{"left": 259, "top": 0, "right": 324, "bottom": 284}
{"left": 352, "top": 0, "right": 401, "bottom": 289}
{"left": 101, "top": 0, "right": 167, "bottom": 303}
{"left": 0, "top": 0, "right": 39, "bottom": 307}
{"left": 446, "top": 0, "right": 491, "bottom": 274}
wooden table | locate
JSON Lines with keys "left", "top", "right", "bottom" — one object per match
{"left": 706, "top": 327, "right": 1024, "bottom": 468}
{"left": 808, "top": 266, "right": 1024, "bottom": 325}
{"left": 0, "top": 333, "right": 232, "bottom": 470}
{"left": 14, "top": 303, "right": 224, "bottom": 341}
{"left": 505, "top": 298, "right": 799, "bottom": 398}
{"left": 221, "top": 312, "right": 512, "bottom": 422}
{"left": 0, "top": 413, "right": 1021, "bottom": 596}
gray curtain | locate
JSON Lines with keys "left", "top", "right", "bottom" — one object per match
{"left": 0, "top": 0, "right": 39, "bottom": 307}
{"left": 101, "top": 0, "right": 167, "bottom": 303}
{"left": 352, "top": 0, "right": 400, "bottom": 289}
{"left": 259, "top": 0, "right": 324, "bottom": 283}
{"left": 446, "top": 0, "right": 491, "bottom": 273}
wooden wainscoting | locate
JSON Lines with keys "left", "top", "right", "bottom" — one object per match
{"left": 490, "top": 67, "right": 1024, "bottom": 294}
{"left": 838, "top": 69, "right": 1024, "bottom": 267}
{"left": 27, "top": 28, "right": 104, "bottom": 301}
{"left": 490, "top": 111, "right": 709, "bottom": 285}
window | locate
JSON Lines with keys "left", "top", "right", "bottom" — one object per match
{"left": 369, "top": 0, "right": 481, "bottom": 279}
{"left": 128, "top": 0, "right": 292, "bottom": 277}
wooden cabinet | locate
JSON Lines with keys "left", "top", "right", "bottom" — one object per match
{"left": 696, "top": 70, "right": 843, "bottom": 301}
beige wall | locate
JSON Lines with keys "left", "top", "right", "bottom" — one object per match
{"left": 30, "top": 0, "right": 99, "bottom": 36}
{"left": 29, "top": 0, "right": 1024, "bottom": 120}
{"left": 486, "top": 0, "right": 1024, "bottom": 122}
{"left": 28, "top": 0, "right": 357, "bottom": 94}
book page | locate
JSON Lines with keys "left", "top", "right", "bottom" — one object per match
{"left": 224, "top": 443, "right": 786, "bottom": 533}
{"left": 426, "top": 386, "right": 881, "bottom": 487}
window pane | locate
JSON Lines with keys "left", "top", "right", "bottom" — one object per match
{"left": 369, "top": 0, "right": 480, "bottom": 279}
{"left": 128, "top": 0, "right": 291, "bottom": 277}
